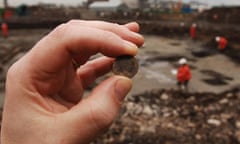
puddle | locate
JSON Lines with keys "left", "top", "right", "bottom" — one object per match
{"left": 191, "top": 48, "right": 217, "bottom": 58}
{"left": 200, "top": 70, "right": 233, "bottom": 81}
{"left": 146, "top": 55, "right": 183, "bottom": 62}
{"left": 201, "top": 69, "right": 233, "bottom": 86}
{"left": 169, "top": 42, "right": 181, "bottom": 46}
{"left": 145, "top": 51, "right": 160, "bottom": 55}
{"left": 202, "top": 78, "right": 228, "bottom": 86}
{"left": 225, "top": 48, "right": 240, "bottom": 63}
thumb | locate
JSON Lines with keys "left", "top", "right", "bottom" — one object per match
{"left": 64, "top": 76, "right": 132, "bottom": 143}
{"left": 86, "top": 76, "right": 132, "bottom": 128}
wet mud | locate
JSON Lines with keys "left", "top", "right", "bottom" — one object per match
{"left": 0, "top": 6, "right": 240, "bottom": 144}
{"left": 191, "top": 47, "right": 217, "bottom": 58}
{"left": 200, "top": 70, "right": 233, "bottom": 81}
{"left": 200, "top": 70, "right": 234, "bottom": 86}
{"left": 141, "top": 24, "right": 240, "bottom": 64}
{"left": 203, "top": 39, "right": 240, "bottom": 63}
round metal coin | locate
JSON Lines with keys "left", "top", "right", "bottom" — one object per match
{"left": 112, "top": 55, "right": 139, "bottom": 78}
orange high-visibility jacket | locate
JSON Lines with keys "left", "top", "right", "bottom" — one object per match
{"left": 190, "top": 26, "right": 196, "bottom": 39}
{"left": 218, "top": 37, "right": 228, "bottom": 50}
{"left": 1, "top": 23, "right": 8, "bottom": 37}
{"left": 177, "top": 65, "right": 192, "bottom": 82}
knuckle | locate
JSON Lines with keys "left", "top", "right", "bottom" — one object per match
{"left": 103, "top": 31, "right": 120, "bottom": 42}
{"left": 50, "top": 23, "right": 71, "bottom": 39}
{"left": 6, "top": 63, "right": 18, "bottom": 81}
{"left": 67, "top": 19, "right": 81, "bottom": 25}
{"left": 68, "top": 20, "right": 77, "bottom": 24}
{"left": 55, "top": 23, "right": 68, "bottom": 33}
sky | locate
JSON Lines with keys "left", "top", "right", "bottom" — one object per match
{"left": 2, "top": 0, "right": 240, "bottom": 7}
{"left": 184, "top": 0, "right": 240, "bottom": 6}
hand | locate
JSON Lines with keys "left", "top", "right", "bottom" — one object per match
{"left": 1, "top": 20, "right": 144, "bottom": 144}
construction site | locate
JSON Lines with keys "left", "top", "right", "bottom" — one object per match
{"left": 0, "top": 0, "right": 240, "bottom": 143}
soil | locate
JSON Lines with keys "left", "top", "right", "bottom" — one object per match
{"left": 197, "top": 6, "right": 240, "bottom": 24}
{"left": 0, "top": 6, "right": 240, "bottom": 143}
{"left": 92, "top": 88, "right": 240, "bottom": 144}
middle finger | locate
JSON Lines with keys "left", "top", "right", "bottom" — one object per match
{"left": 76, "top": 57, "right": 114, "bottom": 89}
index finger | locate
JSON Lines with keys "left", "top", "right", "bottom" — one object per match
{"left": 27, "top": 21, "right": 143, "bottom": 73}
{"left": 68, "top": 20, "right": 144, "bottom": 46}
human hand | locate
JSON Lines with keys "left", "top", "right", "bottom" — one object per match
{"left": 1, "top": 20, "right": 144, "bottom": 144}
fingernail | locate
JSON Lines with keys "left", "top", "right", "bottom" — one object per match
{"left": 124, "top": 41, "right": 138, "bottom": 55}
{"left": 133, "top": 33, "right": 145, "bottom": 47}
{"left": 114, "top": 76, "right": 132, "bottom": 101}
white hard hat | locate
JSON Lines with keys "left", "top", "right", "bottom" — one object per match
{"left": 178, "top": 58, "right": 187, "bottom": 65}
{"left": 192, "top": 23, "right": 197, "bottom": 27}
{"left": 215, "top": 36, "right": 220, "bottom": 42}
{"left": 180, "top": 22, "right": 185, "bottom": 27}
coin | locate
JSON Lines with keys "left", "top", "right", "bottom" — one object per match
{"left": 112, "top": 55, "right": 139, "bottom": 78}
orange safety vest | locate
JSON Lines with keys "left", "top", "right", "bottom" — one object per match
{"left": 218, "top": 37, "right": 228, "bottom": 50}
{"left": 2, "top": 23, "right": 8, "bottom": 37}
{"left": 190, "top": 26, "right": 196, "bottom": 39}
{"left": 1, "top": 23, "right": 8, "bottom": 37}
{"left": 177, "top": 65, "right": 192, "bottom": 82}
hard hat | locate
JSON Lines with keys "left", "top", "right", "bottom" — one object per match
{"left": 178, "top": 58, "right": 187, "bottom": 65}
{"left": 180, "top": 22, "right": 185, "bottom": 27}
{"left": 215, "top": 36, "right": 220, "bottom": 42}
{"left": 192, "top": 23, "right": 197, "bottom": 27}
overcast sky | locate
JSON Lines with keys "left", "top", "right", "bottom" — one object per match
{"left": 2, "top": 0, "right": 240, "bottom": 7}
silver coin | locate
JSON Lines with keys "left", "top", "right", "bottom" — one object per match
{"left": 112, "top": 55, "right": 139, "bottom": 78}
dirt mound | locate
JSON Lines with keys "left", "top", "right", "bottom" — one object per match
{"left": 93, "top": 88, "right": 240, "bottom": 144}
{"left": 198, "top": 7, "right": 240, "bottom": 24}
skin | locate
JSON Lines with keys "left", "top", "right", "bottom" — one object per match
{"left": 1, "top": 20, "right": 144, "bottom": 144}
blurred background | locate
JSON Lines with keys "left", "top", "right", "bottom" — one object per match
{"left": 0, "top": 0, "right": 240, "bottom": 143}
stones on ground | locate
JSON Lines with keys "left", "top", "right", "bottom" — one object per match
{"left": 236, "top": 121, "right": 240, "bottom": 129}
{"left": 219, "top": 98, "right": 229, "bottom": 104}
{"left": 90, "top": 88, "right": 240, "bottom": 143}
{"left": 207, "top": 119, "right": 221, "bottom": 126}
{"left": 142, "top": 105, "right": 154, "bottom": 116}
{"left": 160, "top": 93, "right": 169, "bottom": 100}
{"left": 112, "top": 55, "right": 138, "bottom": 78}
{"left": 187, "top": 96, "right": 196, "bottom": 103}
{"left": 195, "top": 134, "right": 202, "bottom": 140}
{"left": 220, "top": 113, "right": 233, "bottom": 122}
{"left": 235, "top": 131, "right": 240, "bottom": 142}
{"left": 226, "top": 93, "right": 234, "bottom": 98}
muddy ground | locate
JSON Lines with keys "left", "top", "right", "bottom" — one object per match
{"left": 93, "top": 88, "right": 240, "bottom": 144}
{"left": 1, "top": 4, "right": 240, "bottom": 140}
{"left": 0, "top": 25, "right": 239, "bottom": 143}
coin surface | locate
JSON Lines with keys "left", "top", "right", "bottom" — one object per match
{"left": 112, "top": 55, "right": 139, "bottom": 78}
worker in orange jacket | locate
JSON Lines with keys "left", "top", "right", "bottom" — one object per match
{"left": 216, "top": 36, "right": 228, "bottom": 51}
{"left": 177, "top": 58, "right": 192, "bottom": 91}
{"left": 190, "top": 23, "right": 197, "bottom": 40}
{"left": 1, "top": 22, "right": 8, "bottom": 38}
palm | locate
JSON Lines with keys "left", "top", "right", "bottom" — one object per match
{"left": 38, "top": 62, "right": 84, "bottom": 113}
